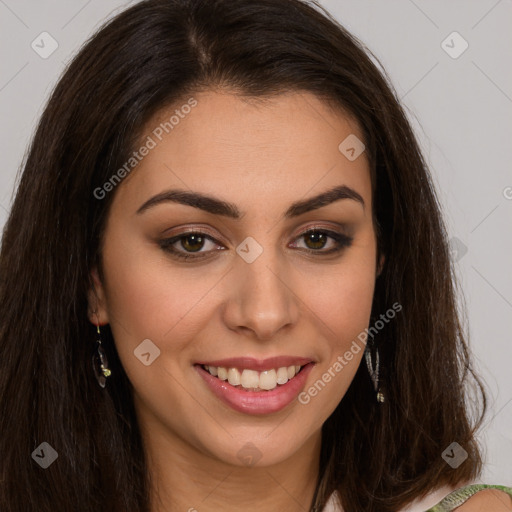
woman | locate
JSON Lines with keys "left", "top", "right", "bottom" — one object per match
{"left": 0, "top": 0, "right": 510, "bottom": 511}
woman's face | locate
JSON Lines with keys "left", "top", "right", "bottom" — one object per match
{"left": 89, "top": 90, "right": 379, "bottom": 467}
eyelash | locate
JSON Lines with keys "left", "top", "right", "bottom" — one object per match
{"left": 159, "top": 228, "right": 353, "bottom": 261}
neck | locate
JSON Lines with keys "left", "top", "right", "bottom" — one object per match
{"left": 143, "top": 420, "right": 322, "bottom": 512}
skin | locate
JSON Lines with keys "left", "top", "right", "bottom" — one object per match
{"left": 457, "top": 490, "right": 512, "bottom": 511}
{"left": 87, "top": 89, "right": 382, "bottom": 512}
{"left": 86, "top": 90, "right": 512, "bottom": 512}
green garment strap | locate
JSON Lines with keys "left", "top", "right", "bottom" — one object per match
{"left": 427, "top": 484, "right": 512, "bottom": 511}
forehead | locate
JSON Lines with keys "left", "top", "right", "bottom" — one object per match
{"left": 115, "top": 90, "right": 371, "bottom": 216}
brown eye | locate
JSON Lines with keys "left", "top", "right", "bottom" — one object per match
{"left": 180, "top": 234, "right": 206, "bottom": 252}
{"left": 159, "top": 231, "right": 224, "bottom": 260}
{"left": 303, "top": 231, "right": 328, "bottom": 250}
{"left": 290, "top": 228, "right": 353, "bottom": 255}
{"left": 159, "top": 228, "right": 352, "bottom": 262}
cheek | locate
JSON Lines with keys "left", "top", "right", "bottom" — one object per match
{"left": 293, "top": 249, "right": 376, "bottom": 415}
{"left": 324, "top": 268, "right": 375, "bottom": 344}
{"left": 101, "top": 236, "right": 223, "bottom": 344}
{"left": 99, "top": 244, "right": 222, "bottom": 416}
{"left": 298, "top": 247, "right": 377, "bottom": 349}
{"left": 304, "top": 267, "right": 374, "bottom": 364}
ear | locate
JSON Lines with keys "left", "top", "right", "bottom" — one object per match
{"left": 376, "top": 253, "right": 385, "bottom": 277}
{"left": 87, "top": 266, "right": 110, "bottom": 326}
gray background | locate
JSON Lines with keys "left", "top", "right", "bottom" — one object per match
{"left": 0, "top": 0, "right": 511, "bottom": 483}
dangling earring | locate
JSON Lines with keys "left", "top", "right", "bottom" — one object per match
{"left": 365, "top": 344, "right": 385, "bottom": 403}
{"left": 92, "top": 323, "right": 111, "bottom": 388}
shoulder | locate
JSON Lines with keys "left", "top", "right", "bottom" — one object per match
{"left": 454, "top": 488, "right": 512, "bottom": 511}
{"left": 322, "top": 484, "right": 512, "bottom": 512}
{"left": 428, "top": 484, "right": 512, "bottom": 512}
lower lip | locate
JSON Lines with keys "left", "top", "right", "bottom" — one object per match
{"left": 195, "top": 363, "right": 314, "bottom": 415}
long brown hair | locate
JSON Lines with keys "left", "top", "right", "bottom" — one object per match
{"left": 0, "top": 1, "right": 486, "bottom": 510}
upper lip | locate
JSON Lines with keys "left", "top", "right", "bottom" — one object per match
{"left": 196, "top": 356, "right": 314, "bottom": 372}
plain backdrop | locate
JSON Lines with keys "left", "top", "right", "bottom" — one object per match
{"left": 0, "top": 0, "right": 511, "bottom": 484}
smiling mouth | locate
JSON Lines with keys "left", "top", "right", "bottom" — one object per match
{"left": 200, "top": 364, "right": 305, "bottom": 392}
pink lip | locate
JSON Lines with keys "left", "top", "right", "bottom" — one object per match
{"left": 195, "top": 361, "right": 315, "bottom": 415}
{"left": 195, "top": 356, "right": 314, "bottom": 372}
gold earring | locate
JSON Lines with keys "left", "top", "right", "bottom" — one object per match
{"left": 92, "top": 323, "right": 111, "bottom": 388}
{"left": 365, "top": 345, "right": 385, "bottom": 403}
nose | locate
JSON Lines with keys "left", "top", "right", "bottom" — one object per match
{"left": 221, "top": 251, "right": 300, "bottom": 341}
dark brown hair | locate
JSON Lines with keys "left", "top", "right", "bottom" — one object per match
{"left": 0, "top": 1, "right": 486, "bottom": 511}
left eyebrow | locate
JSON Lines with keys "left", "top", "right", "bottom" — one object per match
{"left": 135, "top": 184, "right": 364, "bottom": 218}
{"left": 283, "top": 184, "right": 365, "bottom": 218}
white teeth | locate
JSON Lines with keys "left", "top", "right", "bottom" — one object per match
{"left": 276, "top": 367, "right": 289, "bottom": 385}
{"left": 259, "top": 369, "right": 277, "bottom": 390}
{"left": 202, "top": 364, "right": 305, "bottom": 391}
{"left": 241, "top": 369, "right": 260, "bottom": 389}
{"left": 227, "top": 368, "right": 241, "bottom": 386}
